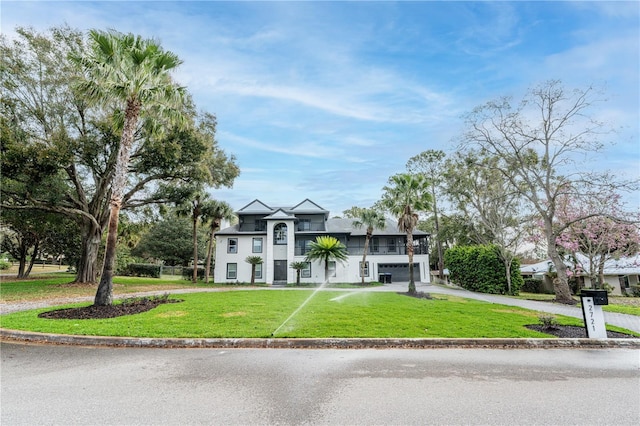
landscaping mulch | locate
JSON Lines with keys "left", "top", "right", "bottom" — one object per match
{"left": 525, "top": 324, "right": 636, "bottom": 339}
{"left": 38, "top": 296, "right": 182, "bottom": 320}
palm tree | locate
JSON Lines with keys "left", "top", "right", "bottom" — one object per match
{"left": 290, "top": 261, "right": 308, "bottom": 286}
{"left": 245, "top": 256, "right": 263, "bottom": 284}
{"left": 304, "top": 236, "right": 348, "bottom": 284}
{"left": 381, "top": 173, "right": 432, "bottom": 294}
{"left": 352, "top": 208, "right": 387, "bottom": 285}
{"left": 176, "top": 192, "right": 208, "bottom": 283}
{"left": 201, "top": 200, "right": 235, "bottom": 284}
{"left": 73, "top": 30, "right": 186, "bottom": 305}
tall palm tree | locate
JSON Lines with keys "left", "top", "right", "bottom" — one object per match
{"left": 381, "top": 173, "right": 432, "bottom": 294}
{"left": 201, "top": 200, "right": 235, "bottom": 284}
{"left": 245, "top": 256, "right": 263, "bottom": 284}
{"left": 290, "top": 261, "right": 308, "bottom": 286}
{"left": 176, "top": 192, "right": 208, "bottom": 283}
{"left": 352, "top": 208, "right": 387, "bottom": 285}
{"left": 304, "top": 236, "right": 348, "bottom": 284}
{"left": 73, "top": 30, "right": 186, "bottom": 305}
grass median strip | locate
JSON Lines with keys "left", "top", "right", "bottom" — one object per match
{"left": 4, "top": 290, "right": 633, "bottom": 339}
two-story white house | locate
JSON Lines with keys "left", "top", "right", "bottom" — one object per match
{"left": 213, "top": 199, "right": 430, "bottom": 285}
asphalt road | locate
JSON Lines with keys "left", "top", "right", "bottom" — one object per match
{"left": 2, "top": 343, "right": 638, "bottom": 425}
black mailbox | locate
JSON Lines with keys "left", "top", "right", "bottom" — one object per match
{"left": 581, "top": 289, "right": 608, "bottom": 306}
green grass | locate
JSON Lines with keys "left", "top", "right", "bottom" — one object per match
{"left": 2, "top": 290, "right": 636, "bottom": 338}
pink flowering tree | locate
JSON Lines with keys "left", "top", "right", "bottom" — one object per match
{"left": 555, "top": 193, "right": 640, "bottom": 291}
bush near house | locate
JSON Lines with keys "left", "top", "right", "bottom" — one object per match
{"left": 444, "top": 245, "right": 523, "bottom": 295}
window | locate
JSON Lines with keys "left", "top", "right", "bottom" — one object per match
{"left": 252, "top": 238, "right": 263, "bottom": 253}
{"left": 387, "top": 238, "right": 396, "bottom": 252}
{"left": 227, "top": 238, "right": 238, "bottom": 254}
{"left": 274, "top": 223, "right": 287, "bottom": 244}
{"left": 328, "top": 261, "right": 336, "bottom": 277}
{"left": 255, "top": 263, "right": 262, "bottom": 279}
{"left": 226, "top": 263, "right": 237, "bottom": 279}
{"left": 255, "top": 220, "right": 266, "bottom": 231}
{"left": 301, "top": 262, "right": 311, "bottom": 278}
{"left": 298, "top": 219, "right": 311, "bottom": 231}
{"left": 371, "top": 237, "right": 379, "bottom": 253}
{"left": 359, "top": 261, "right": 369, "bottom": 277}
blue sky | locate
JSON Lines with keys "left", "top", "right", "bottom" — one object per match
{"left": 3, "top": 1, "right": 639, "bottom": 214}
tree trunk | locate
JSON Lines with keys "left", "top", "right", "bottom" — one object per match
{"left": 324, "top": 260, "right": 330, "bottom": 284}
{"left": 407, "top": 231, "right": 416, "bottom": 294}
{"left": 75, "top": 220, "right": 103, "bottom": 283}
{"left": 204, "top": 226, "right": 215, "bottom": 284}
{"left": 192, "top": 216, "right": 198, "bottom": 283}
{"left": 597, "top": 258, "right": 606, "bottom": 289}
{"left": 94, "top": 98, "right": 140, "bottom": 306}
{"left": 433, "top": 188, "right": 444, "bottom": 280}
{"left": 504, "top": 258, "right": 512, "bottom": 295}
{"left": 547, "top": 236, "right": 575, "bottom": 304}
{"left": 361, "top": 231, "right": 371, "bottom": 285}
{"left": 24, "top": 240, "right": 39, "bottom": 277}
{"left": 95, "top": 204, "right": 120, "bottom": 305}
{"left": 296, "top": 270, "right": 301, "bottom": 285}
{"left": 16, "top": 241, "right": 28, "bottom": 279}
{"left": 250, "top": 265, "right": 256, "bottom": 285}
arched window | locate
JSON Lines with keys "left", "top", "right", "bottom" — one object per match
{"left": 274, "top": 223, "right": 287, "bottom": 245}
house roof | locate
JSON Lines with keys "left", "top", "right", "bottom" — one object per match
{"left": 237, "top": 198, "right": 329, "bottom": 216}
{"left": 520, "top": 254, "right": 640, "bottom": 276}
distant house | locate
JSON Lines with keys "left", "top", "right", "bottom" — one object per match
{"left": 520, "top": 254, "right": 640, "bottom": 295}
{"left": 213, "top": 199, "right": 430, "bottom": 285}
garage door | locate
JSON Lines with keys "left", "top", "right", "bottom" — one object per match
{"left": 377, "top": 263, "right": 420, "bottom": 282}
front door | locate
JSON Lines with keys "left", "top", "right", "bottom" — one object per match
{"left": 274, "top": 260, "right": 287, "bottom": 282}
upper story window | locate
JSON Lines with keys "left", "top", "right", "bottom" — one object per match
{"left": 255, "top": 220, "right": 266, "bottom": 231}
{"left": 371, "top": 237, "right": 379, "bottom": 253}
{"left": 298, "top": 219, "right": 311, "bottom": 231}
{"left": 227, "top": 238, "right": 238, "bottom": 254}
{"left": 274, "top": 223, "right": 287, "bottom": 245}
{"left": 387, "top": 238, "right": 396, "bottom": 252}
{"left": 252, "top": 238, "right": 263, "bottom": 253}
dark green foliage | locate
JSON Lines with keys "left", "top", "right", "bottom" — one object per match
{"left": 444, "top": 245, "right": 523, "bottom": 295}
{"left": 182, "top": 267, "right": 205, "bottom": 281}
{"left": 132, "top": 215, "right": 205, "bottom": 266}
{"left": 629, "top": 285, "right": 640, "bottom": 297}
{"left": 522, "top": 278, "right": 544, "bottom": 293}
{"left": 122, "top": 263, "right": 161, "bottom": 278}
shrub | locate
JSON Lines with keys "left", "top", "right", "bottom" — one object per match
{"left": 629, "top": 285, "right": 640, "bottom": 297}
{"left": 537, "top": 314, "right": 559, "bottom": 330}
{"left": 0, "top": 259, "right": 10, "bottom": 270}
{"left": 444, "top": 245, "right": 523, "bottom": 295}
{"left": 522, "top": 278, "right": 543, "bottom": 293}
{"left": 182, "top": 267, "right": 205, "bottom": 281}
{"left": 122, "top": 263, "right": 161, "bottom": 278}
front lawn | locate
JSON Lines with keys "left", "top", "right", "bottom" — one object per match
{"left": 514, "top": 292, "right": 640, "bottom": 316}
{"left": 1, "top": 290, "right": 636, "bottom": 338}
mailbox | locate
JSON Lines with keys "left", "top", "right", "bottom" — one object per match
{"left": 581, "top": 289, "right": 608, "bottom": 306}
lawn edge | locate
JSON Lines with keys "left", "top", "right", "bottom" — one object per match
{"left": 2, "top": 328, "right": 639, "bottom": 349}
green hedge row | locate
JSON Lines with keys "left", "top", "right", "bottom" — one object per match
{"left": 122, "top": 263, "right": 162, "bottom": 278}
{"left": 182, "top": 267, "right": 206, "bottom": 280}
{"left": 444, "top": 245, "right": 523, "bottom": 295}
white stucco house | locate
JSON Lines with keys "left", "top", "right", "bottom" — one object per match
{"left": 520, "top": 254, "right": 640, "bottom": 295}
{"left": 213, "top": 199, "right": 430, "bottom": 285}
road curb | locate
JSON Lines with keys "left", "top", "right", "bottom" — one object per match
{"left": 2, "top": 328, "right": 639, "bottom": 349}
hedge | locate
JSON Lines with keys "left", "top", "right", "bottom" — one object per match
{"left": 182, "top": 267, "right": 206, "bottom": 281}
{"left": 444, "top": 245, "right": 523, "bottom": 295}
{"left": 122, "top": 263, "right": 161, "bottom": 278}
